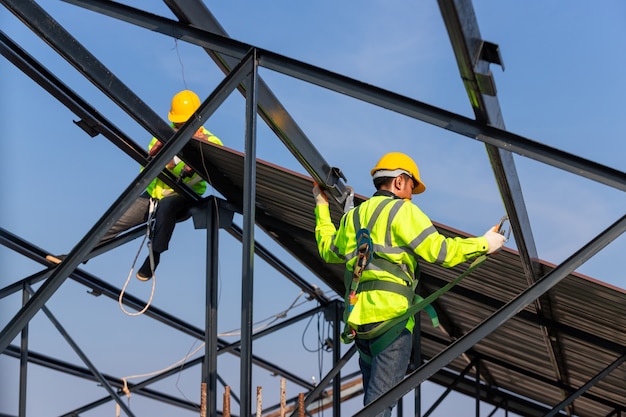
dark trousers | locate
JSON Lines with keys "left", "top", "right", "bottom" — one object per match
{"left": 100, "top": 191, "right": 192, "bottom": 253}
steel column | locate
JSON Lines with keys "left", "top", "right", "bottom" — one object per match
{"left": 240, "top": 49, "right": 259, "bottom": 417}
{"left": 414, "top": 314, "right": 422, "bottom": 416}
{"left": 18, "top": 287, "right": 28, "bottom": 417}
{"left": 202, "top": 197, "right": 220, "bottom": 417}
{"left": 332, "top": 301, "right": 342, "bottom": 417}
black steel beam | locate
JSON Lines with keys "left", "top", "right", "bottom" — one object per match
{"left": 423, "top": 272, "right": 626, "bottom": 356}
{"left": 61, "top": 0, "right": 625, "bottom": 193}
{"left": 0, "top": 3, "right": 250, "bottom": 352}
{"left": 3, "top": 345, "right": 201, "bottom": 412}
{"left": 227, "top": 224, "right": 330, "bottom": 304}
{"left": 0, "top": 29, "right": 199, "bottom": 202}
{"left": 0, "top": 227, "right": 319, "bottom": 391}
{"left": 544, "top": 353, "right": 626, "bottom": 417}
{"left": 23, "top": 285, "right": 134, "bottom": 416}
{"left": 421, "top": 332, "right": 626, "bottom": 412}
{"left": 436, "top": 1, "right": 571, "bottom": 412}
{"left": 60, "top": 0, "right": 351, "bottom": 205}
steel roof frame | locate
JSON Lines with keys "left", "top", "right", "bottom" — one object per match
{"left": 1, "top": 0, "right": 625, "bottom": 416}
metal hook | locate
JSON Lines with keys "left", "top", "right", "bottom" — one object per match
{"left": 497, "top": 215, "right": 511, "bottom": 242}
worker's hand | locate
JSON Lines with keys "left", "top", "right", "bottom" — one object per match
{"left": 180, "top": 165, "right": 195, "bottom": 179}
{"left": 166, "top": 156, "right": 182, "bottom": 170}
{"left": 312, "top": 182, "right": 329, "bottom": 206}
{"left": 483, "top": 226, "right": 506, "bottom": 254}
{"left": 149, "top": 140, "right": 163, "bottom": 158}
{"left": 193, "top": 128, "right": 209, "bottom": 141}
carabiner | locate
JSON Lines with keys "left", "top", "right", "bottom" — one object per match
{"left": 497, "top": 215, "right": 511, "bottom": 242}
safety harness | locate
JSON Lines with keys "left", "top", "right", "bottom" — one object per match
{"left": 340, "top": 197, "right": 489, "bottom": 362}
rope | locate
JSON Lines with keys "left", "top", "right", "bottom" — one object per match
{"left": 115, "top": 341, "right": 206, "bottom": 417}
{"left": 113, "top": 290, "right": 308, "bottom": 415}
{"left": 118, "top": 199, "right": 158, "bottom": 316}
{"left": 218, "top": 291, "right": 307, "bottom": 337}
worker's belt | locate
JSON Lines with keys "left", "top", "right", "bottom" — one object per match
{"left": 352, "top": 254, "right": 488, "bottom": 342}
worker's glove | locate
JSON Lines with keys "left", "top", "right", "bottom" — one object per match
{"left": 484, "top": 227, "right": 506, "bottom": 254}
{"left": 148, "top": 140, "right": 164, "bottom": 158}
{"left": 312, "top": 182, "right": 329, "bottom": 206}
{"left": 180, "top": 165, "right": 195, "bottom": 179}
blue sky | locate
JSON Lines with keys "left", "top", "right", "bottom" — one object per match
{"left": 1, "top": 1, "right": 625, "bottom": 416}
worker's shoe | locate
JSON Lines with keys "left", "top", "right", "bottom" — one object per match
{"left": 136, "top": 253, "right": 160, "bottom": 281}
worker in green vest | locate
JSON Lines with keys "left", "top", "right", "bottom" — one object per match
{"left": 103, "top": 90, "right": 223, "bottom": 280}
{"left": 313, "top": 152, "right": 505, "bottom": 416}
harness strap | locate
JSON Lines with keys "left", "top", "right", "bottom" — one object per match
{"left": 354, "top": 254, "right": 488, "bottom": 341}
{"left": 369, "top": 257, "right": 414, "bottom": 286}
{"left": 358, "top": 319, "right": 409, "bottom": 365}
{"left": 357, "top": 280, "right": 414, "bottom": 301}
{"left": 342, "top": 198, "right": 409, "bottom": 343}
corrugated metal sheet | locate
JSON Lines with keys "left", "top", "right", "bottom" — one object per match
{"left": 183, "top": 140, "right": 626, "bottom": 416}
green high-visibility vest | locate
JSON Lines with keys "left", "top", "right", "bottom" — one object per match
{"left": 145, "top": 127, "right": 223, "bottom": 199}
{"left": 315, "top": 193, "right": 488, "bottom": 333}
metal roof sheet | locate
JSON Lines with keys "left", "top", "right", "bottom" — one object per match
{"left": 182, "top": 139, "right": 626, "bottom": 416}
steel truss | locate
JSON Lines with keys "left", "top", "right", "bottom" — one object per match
{"left": 1, "top": 0, "right": 624, "bottom": 417}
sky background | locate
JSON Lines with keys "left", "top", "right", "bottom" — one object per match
{"left": 1, "top": 1, "right": 625, "bottom": 416}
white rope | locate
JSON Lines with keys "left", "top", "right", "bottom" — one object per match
{"left": 114, "top": 290, "right": 310, "bottom": 415}
{"left": 115, "top": 341, "right": 206, "bottom": 417}
{"left": 219, "top": 291, "right": 307, "bottom": 337}
{"left": 118, "top": 199, "right": 158, "bottom": 316}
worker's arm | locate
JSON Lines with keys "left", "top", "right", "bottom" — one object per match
{"left": 197, "top": 127, "right": 223, "bottom": 146}
{"left": 313, "top": 184, "right": 345, "bottom": 264}
{"left": 395, "top": 203, "right": 489, "bottom": 268}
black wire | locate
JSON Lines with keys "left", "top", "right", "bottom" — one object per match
{"left": 301, "top": 311, "right": 323, "bottom": 353}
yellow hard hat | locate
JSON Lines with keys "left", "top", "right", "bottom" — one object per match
{"left": 168, "top": 90, "right": 201, "bottom": 123}
{"left": 370, "top": 152, "right": 426, "bottom": 194}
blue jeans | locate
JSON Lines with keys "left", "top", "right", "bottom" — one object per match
{"left": 356, "top": 325, "right": 412, "bottom": 417}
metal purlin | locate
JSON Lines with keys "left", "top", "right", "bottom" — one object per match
{"left": 1, "top": 0, "right": 625, "bottom": 415}
{"left": 64, "top": 0, "right": 626, "bottom": 193}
